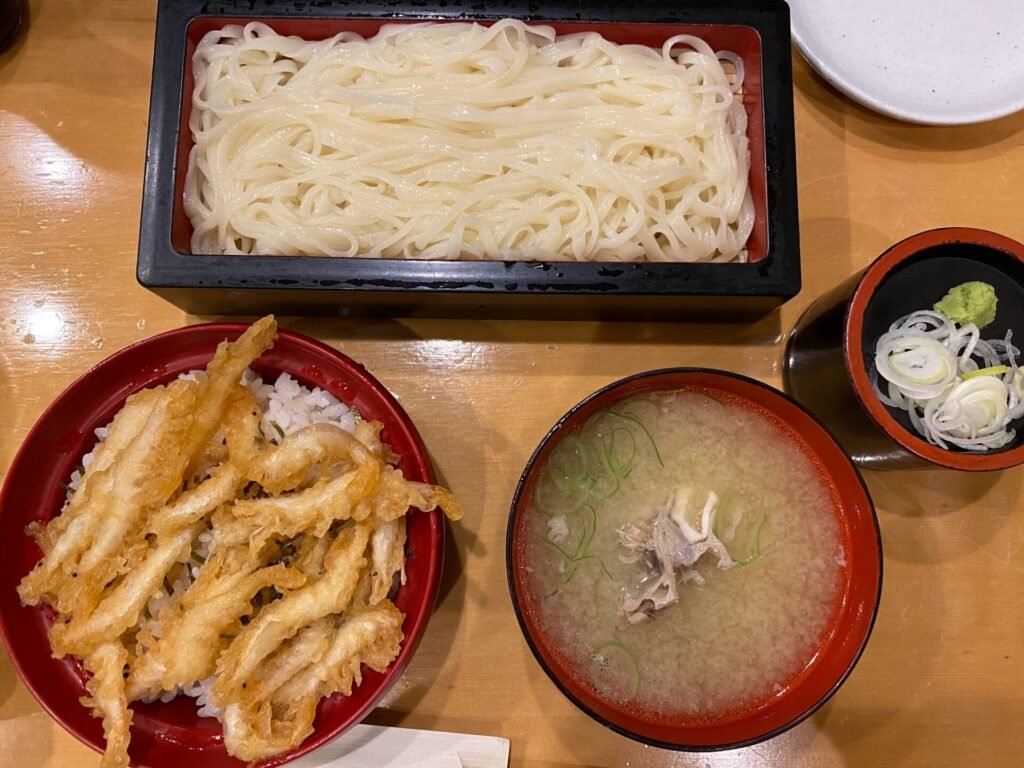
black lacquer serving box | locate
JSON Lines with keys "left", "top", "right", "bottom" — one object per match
{"left": 137, "top": 0, "right": 799, "bottom": 320}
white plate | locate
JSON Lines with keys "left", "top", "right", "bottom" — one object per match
{"left": 788, "top": 0, "right": 1024, "bottom": 125}
{"left": 293, "top": 725, "right": 510, "bottom": 768}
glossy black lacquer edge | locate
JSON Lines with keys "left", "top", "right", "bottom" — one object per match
{"left": 504, "top": 368, "right": 881, "bottom": 751}
{"left": 138, "top": 0, "right": 800, "bottom": 311}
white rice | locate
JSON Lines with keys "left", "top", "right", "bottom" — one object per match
{"left": 66, "top": 368, "right": 362, "bottom": 720}
{"left": 244, "top": 370, "right": 359, "bottom": 443}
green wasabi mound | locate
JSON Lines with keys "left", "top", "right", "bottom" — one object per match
{"left": 933, "top": 281, "right": 998, "bottom": 329}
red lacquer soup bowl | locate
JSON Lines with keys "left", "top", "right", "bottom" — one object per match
{"left": 0, "top": 322, "right": 445, "bottom": 767}
{"left": 506, "top": 368, "right": 881, "bottom": 750}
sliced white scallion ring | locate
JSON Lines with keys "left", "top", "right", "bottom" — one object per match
{"left": 890, "top": 347, "right": 951, "bottom": 384}
{"left": 871, "top": 303, "right": 1022, "bottom": 453}
{"left": 971, "top": 338, "right": 1003, "bottom": 369}
{"left": 869, "top": 366, "right": 901, "bottom": 408}
{"left": 890, "top": 310, "right": 952, "bottom": 339}
{"left": 930, "top": 377, "right": 1008, "bottom": 437}
{"left": 876, "top": 332, "right": 958, "bottom": 399}
{"left": 919, "top": 373, "right": 1013, "bottom": 450}
{"left": 907, "top": 405, "right": 932, "bottom": 445}
{"left": 887, "top": 382, "right": 910, "bottom": 409}
{"left": 1009, "top": 372, "right": 1024, "bottom": 421}
{"left": 948, "top": 322, "right": 981, "bottom": 371}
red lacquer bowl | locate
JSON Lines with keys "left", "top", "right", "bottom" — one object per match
{"left": 506, "top": 369, "right": 881, "bottom": 750}
{"left": 0, "top": 323, "right": 444, "bottom": 767}
{"left": 844, "top": 227, "right": 1024, "bottom": 471}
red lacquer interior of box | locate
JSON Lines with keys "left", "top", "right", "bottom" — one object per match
{"left": 171, "top": 17, "right": 768, "bottom": 263}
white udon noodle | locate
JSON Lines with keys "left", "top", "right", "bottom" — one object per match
{"left": 184, "top": 20, "right": 754, "bottom": 262}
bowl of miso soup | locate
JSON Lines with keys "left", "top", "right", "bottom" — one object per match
{"left": 506, "top": 368, "right": 881, "bottom": 749}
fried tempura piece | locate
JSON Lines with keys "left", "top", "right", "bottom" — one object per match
{"left": 245, "top": 618, "right": 335, "bottom": 704}
{"left": 277, "top": 600, "right": 404, "bottom": 703}
{"left": 17, "top": 387, "right": 172, "bottom": 618}
{"left": 216, "top": 461, "right": 460, "bottom": 554}
{"left": 211, "top": 523, "right": 371, "bottom": 704}
{"left": 51, "top": 523, "right": 202, "bottom": 658}
{"left": 179, "top": 316, "right": 278, "bottom": 477}
{"left": 356, "top": 465, "right": 465, "bottom": 523}
{"left": 269, "top": 602, "right": 403, "bottom": 754}
{"left": 20, "top": 468, "right": 117, "bottom": 611}
{"left": 150, "top": 387, "right": 266, "bottom": 535}
{"left": 54, "top": 380, "right": 203, "bottom": 618}
{"left": 409, "top": 483, "right": 463, "bottom": 522}
{"left": 213, "top": 468, "right": 378, "bottom": 552}
{"left": 352, "top": 565, "right": 373, "bottom": 607}
{"left": 354, "top": 420, "right": 384, "bottom": 458}
{"left": 81, "top": 642, "right": 132, "bottom": 768}
{"left": 127, "top": 546, "right": 306, "bottom": 700}
{"left": 220, "top": 696, "right": 317, "bottom": 763}
{"left": 369, "top": 517, "right": 406, "bottom": 606}
{"left": 150, "top": 463, "right": 245, "bottom": 535}
{"left": 30, "top": 389, "right": 163, "bottom": 555}
{"left": 206, "top": 622, "right": 335, "bottom": 760}
{"left": 247, "top": 423, "right": 379, "bottom": 495}
{"left": 221, "top": 602, "right": 404, "bottom": 762}
{"left": 353, "top": 420, "right": 403, "bottom": 464}
{"left": 222, "top": 385, "right": 263, "bottom": 466}
{"left": 293, "top": 532, "right": 334, "bottom": 580}
{"left": 80, "top": 379, "right": 201, "bottom": 576}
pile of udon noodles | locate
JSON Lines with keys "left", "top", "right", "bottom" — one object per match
{"left": 185, "top": 19, "right": 753, "bottom": 263}
{"left": 17, "top": 316, "right": 462, "bottom": 768}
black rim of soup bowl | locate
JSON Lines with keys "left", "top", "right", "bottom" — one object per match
{"left": 505, "top": 367, "right": 883, "bottom": 751}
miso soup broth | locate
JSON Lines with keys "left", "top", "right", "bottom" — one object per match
{"left": 521, "top": 390, "right": 846, "bottom": 718}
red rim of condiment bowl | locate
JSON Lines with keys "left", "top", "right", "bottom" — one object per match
{"left": 506, "top": 368, "right": 882, "bottom": 751}
{"left": 843, "top": 227, "right": 1024, "bottom": 472}
{"left": 0, "top": 322, "right": 444, "bottom": 768}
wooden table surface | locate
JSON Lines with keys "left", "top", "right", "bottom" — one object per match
{"left": 2, "top": 1, "right": 1024, "bottom": 766}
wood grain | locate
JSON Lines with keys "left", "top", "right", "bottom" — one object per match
{"left": 1, "top": 1, "right": 1023, "bottom": 766}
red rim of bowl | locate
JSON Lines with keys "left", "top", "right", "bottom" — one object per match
{"left": 505, "top": 368, "right": 882, "bottom": 751}
{"left": 0, "top": 322, "right": 444, "bottom": 768}
{"left": 843, "top": 226, "right": 1024, "bottom": 471}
